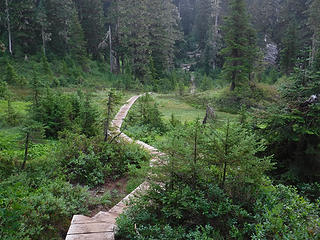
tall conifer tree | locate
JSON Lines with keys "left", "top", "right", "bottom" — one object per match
{"left": 221, "top": 0, "right": 256, "bottom": 91}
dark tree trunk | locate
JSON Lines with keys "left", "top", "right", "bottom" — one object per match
{"left": 203, "top": 105, "right": 216, "bottom": 124}
{"left": 230, "top": 81, "right": 235, "bottom": 91}
{"left": 104, "top": 93, "right": 112, "bottom": 142}
{"left": 22, "top": 132, "right": 30, "bottom": 170}
{"left": 222, "top": 120, "right": 230, "bottom": 189}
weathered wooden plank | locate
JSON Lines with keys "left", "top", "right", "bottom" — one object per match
{"left": 66, "top": 232, "right": 114, "bottom": 240}
{"left": 71, "top": 214, "right": 116, "bottom": 224}
{"left": 67, "top": 222, "right": 115, "bottom": 235}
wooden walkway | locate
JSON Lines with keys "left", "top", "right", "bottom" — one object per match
{"left": 66, "top": 95, "right": 162, "bottom": 240}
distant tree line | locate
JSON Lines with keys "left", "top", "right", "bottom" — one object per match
{"left": 0, "top": 0, "right": 320, "bottom": 86}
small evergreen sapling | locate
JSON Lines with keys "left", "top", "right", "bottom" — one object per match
{"left": 20, "top": 119, "right": 45, "bottom": 170}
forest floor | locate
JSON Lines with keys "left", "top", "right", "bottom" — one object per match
{"left": 88, "top": 176, "right": 128, "bottom": 217}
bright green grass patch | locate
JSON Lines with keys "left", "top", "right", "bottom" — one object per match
{"left": 0, "top": 100, "right": 31, "bottom": 115}
{"left": 0, "top": 127, "right": 22, "bottom": 151}
{"left": 154, "top": 94, "right": 239, "bottom": 125}
{"left": 155, "top": 94, "right": 206, "bottom": 122}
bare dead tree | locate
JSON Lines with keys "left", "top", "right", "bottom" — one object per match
{"left": 203, "top": 104, "right": 216, "bottom": 124}
{"left": 5, "top": 0, "right": 12, "bottom": 54}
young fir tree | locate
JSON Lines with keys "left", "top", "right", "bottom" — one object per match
{"left": 220, "top": 0, "right": 257, "bottom": 91}
{"left": 280, "top": 22, "right": 298, "bottom": 75}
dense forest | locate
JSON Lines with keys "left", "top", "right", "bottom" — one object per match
{"left": 0, "top": 0, "right": 319, "bottom": 239}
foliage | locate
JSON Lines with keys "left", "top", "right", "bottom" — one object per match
{"left": 0, "top": 175, "right": 91, "bottom": 240}
{"left": 123, "top": 94, "right": 167, "bottom": 144}
{"left": 116, "top": 121, "right": 319, "bottom": 240}
{"left": 252, "top": 185, "right": 320, "bottom": 239}
{"left": 58, "top": 132, "right": 150, "bottom": 186}
{"left": 4, "top": 62, "right": 20, "bottom": 85}
{"left": 32, "top": 90, "right": 98, "bottom": 138}
{"left": 220, "top": 0, "right": 258, "bottom": 91}
{"left": 252, "top": 67, "right": 320, "bottom": 180}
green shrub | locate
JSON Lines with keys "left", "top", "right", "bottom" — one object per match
{"left": 66, "top": 150, "right": 104, "bottom": 187}
{"left": 123, "top": 94, "right": 167, "bottom": 143}
{"left": 33, "top": 90, "right": 98, "bottom": 138}
{"left": 116, "top": 183, "right": 253, "bottom": 240}
{"left": 0, "top": 175, "right": 90, "bottom": 240}
{"left": 58, "top": 132, "right": 150, "bottom": 186}
{"left": 253, "top": 185, "right": 320, "bottom": 239}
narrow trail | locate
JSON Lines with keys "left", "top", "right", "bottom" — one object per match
{"left": 66, "top": 95, "right": 163, "bottom": 240}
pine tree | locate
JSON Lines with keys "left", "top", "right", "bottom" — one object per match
{"left": 5, "top": 61, "right": 19, "bottom": 85}
{"left": 74, "top": 0, "right": 104, "bottom": 59}
{"left": 194, "top": 0, "right": 213, "bottom": 50}
{"left": 147, "top": 0, "right": 181, "bottom": 76}
{"left": 278, "top": 0, "right": 310, "bottom": 75}
{"left": 280, "top": 22, "right": 298, "bottom": 75}
{"left": 113, "top": 0, "right": 151, "bottom": 80}
{"left": 36, "top": 0, "right": 51, "bottom": 56}
{"left": 45, "top": 0, "right": 86, "bottom": 59}
{"left": 221, "top": 0, "right": 256, "bottom": 91}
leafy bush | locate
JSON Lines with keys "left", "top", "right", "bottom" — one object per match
{"left": 58, "top": 132, "right": 150, "bottom": 187}
{"left": 116, "top": 120, "right": 319, "bottom": 239}
{"left": 252, "top": 185, "right": 320, "bottom": 239}
{"left": 116, "top": 183, "right": 253, "bottom": 240}
{"left": 123, "top": 94, "right": 167, "bottom": 143}
{"left": 33, "top": 90, "right": 98, "bottom": 138}
{"left": 251, "top": 68, "right": 320, "bottom": 181}
{"left": 0, "top": 175, "right": 90, "bottom": 240}
{"left": 67, "top": 150, "right": 105, "bottom": 187}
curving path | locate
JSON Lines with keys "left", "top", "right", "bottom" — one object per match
{"left": 66, "top": 94, "right": 163, "bottom": 240}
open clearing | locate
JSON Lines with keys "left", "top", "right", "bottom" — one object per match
{"left": 154, "top": 94, "right": 239, "bottom": 125}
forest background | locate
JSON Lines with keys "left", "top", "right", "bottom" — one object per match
{"left": 0, "top": 0, "right": 320, "bottom": 239}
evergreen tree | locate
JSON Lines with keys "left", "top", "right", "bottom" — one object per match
{"left": 111, "top": 0, "right": 181, "bottom": 81}
{"left": 194, "top": 0, "right": 213, "bottom": 50}
{"left": 74, "top": 0, "right": 104, "bottom": 59}
{"left": 278, "top": 0, "right": 310, "bottom": 74}
{"left": 221, "top": 0, "right": 256, "bottom": 91}
{"left": 36, "top": 0, "right": 51, "bottom": 56}
{"left": 114, "top": 0, "right": 151, "bottom": 80}
{"left": 174, "top": 0, "right": 196, "bottom": 36}
{"left": 280, "top": 22, "right": 298, "bottom": 75}
{"left": 45, "top": 0, "right": 86, "bottom": 59}
{"left": 147, "top": 0, "right": 181, "bottom": 77}
{"left": 5, "top": 61, "right": 19, "bottom": 85}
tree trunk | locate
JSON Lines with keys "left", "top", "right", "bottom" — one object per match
{"left": 5, "top": 0, "right": 12, "bottom": 55}
{"left": 22, "top": 132, "right": 30, "bottom": 170}
{"left": 212, "top": 0, "right": 220, "bottom": 70}
{"left": 104, "top": 92, "right": 112, "bottom": 142}
{"left": 109, "top": 25, "right": 113, "bottom": 73}
{"left": 121, "top": 55, "right": 125, "bottom": 74}
{"left": 310, "top": 34, "right": 316, "bottom": 66}
{"left": 230, "top": 81, "right": 235, "bottom": 91}
{"left": 41, "top": 26, "right": 46, "bottom": 56}
{"left": 222, "top": 120, "right": 230, "bottom": 189}
{"left": 193, "top": 126, "right": 198, "bottom": 186}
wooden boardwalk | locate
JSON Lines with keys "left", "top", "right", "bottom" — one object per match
{"left": 66, "top": 95, "right": 162, "bottom": 240}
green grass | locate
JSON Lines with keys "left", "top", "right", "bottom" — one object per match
{"left": 0, "top": 100, "right": 31, "bottom": 116}
{"left": 154, "top": 94, "right": 239, "bottom": 126}
{"left": 154, "top": 94, "right": 206, "bottom": 122}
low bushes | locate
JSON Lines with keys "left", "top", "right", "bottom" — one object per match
{"left": 58, "top": 132, "right": 150, "bottom": 187}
